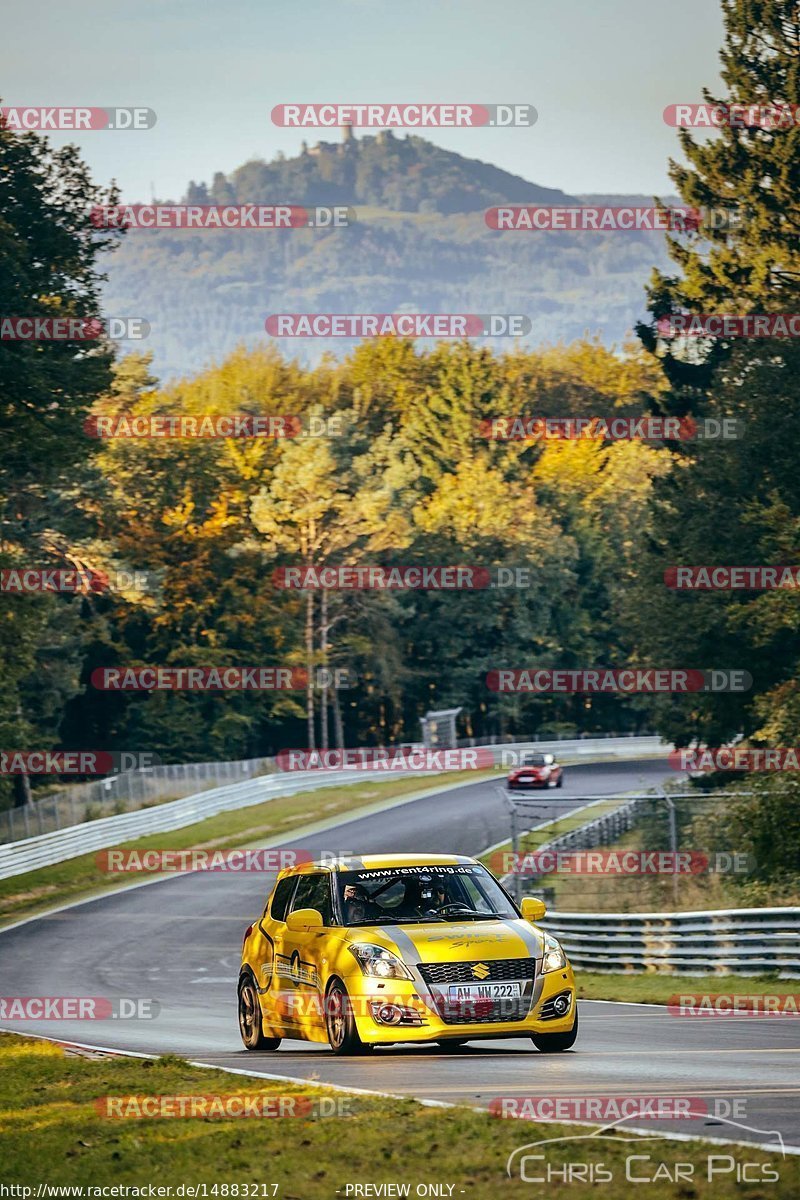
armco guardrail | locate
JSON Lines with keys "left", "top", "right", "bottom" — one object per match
{"left": 485, "top": 735, "right": 666, "bottom": 766}
{"left": 2, "top": 734, "right": 670, "bottom": 846}
{"left": 459, "top": 729, "right": 658, "bottom": 747}
{"left": 0, "top": 768, "right": 411, "bottom": 882}
{"left": 540, "top": 908, "right": 800, "bottom": 977}
{"left": 0, "top": 735, "right": 670, "bottom": 881}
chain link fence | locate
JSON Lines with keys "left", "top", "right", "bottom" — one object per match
{"left": 498, "top": 787, "right": 781, "bottom": 914}
{"left": 1, "top": 757, "right": 274, "bottom": 844}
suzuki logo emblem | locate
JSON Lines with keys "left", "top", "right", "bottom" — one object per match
{"left": 472, "top": 962, "right": 490, "bottom": 980}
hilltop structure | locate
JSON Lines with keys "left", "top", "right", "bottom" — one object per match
{"left": 304, "top": 124, "right": 395, "bottom": 157}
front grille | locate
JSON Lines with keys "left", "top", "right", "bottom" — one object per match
{"left": 418, "top": 958, "right": 537, "bottom": 1025}
{"left": 418, "top": 958, "right": 537, "bottom": 986}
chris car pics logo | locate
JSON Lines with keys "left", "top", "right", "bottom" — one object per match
{"left": 505, "top": 1115, "right": 784, "bottom": 1184}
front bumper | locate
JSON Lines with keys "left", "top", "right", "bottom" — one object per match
{"left": 345, "top": 965, "right": 576, "bottom": 1044}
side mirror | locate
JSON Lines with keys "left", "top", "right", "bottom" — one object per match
{"left": 520, "top": 897, "right": 547, "bottom": 923}
{"left": 286, "top": 908, "right": 323, "bottom": 932}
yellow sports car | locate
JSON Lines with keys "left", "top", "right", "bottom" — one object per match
{"left": 238, "top": 853, "right": 577, "bottom": 1055}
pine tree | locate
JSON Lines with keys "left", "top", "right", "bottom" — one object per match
{"left": 632, "top": 1, "right": 800, "bottom": 747}
{"left": 641, "top": 0, "right": 800, "bottom": 400}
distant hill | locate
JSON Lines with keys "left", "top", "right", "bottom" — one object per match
{"left": 103, "top": 133, "right": 674, "bottom": 381}
{"left": 186, "top": 130, "right": 579, "bottom": 214}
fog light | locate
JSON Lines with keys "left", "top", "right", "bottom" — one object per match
{"left": 552, "top": 993, "right": 571, "bottom": 1017}
{"left": 369, "top": 1001, "right": 426, "bottom": 1026}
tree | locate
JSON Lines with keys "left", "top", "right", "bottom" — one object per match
{"left": 631, "top": 1, "right": 800, "bottom": 747}
{"left": 0, "top": 110, "right": 122, "bottom": 806}
{"left": 640, "top": 0, "right": 800, "bottom": 400}
{"left": 250, "top": 417, "right": 413, "bottom": 748}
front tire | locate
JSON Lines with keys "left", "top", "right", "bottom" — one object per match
{"left": 556, "top": 774, "right": 564, "bottom": 788}
{"left": 238, "top": 976, "right": 281, "bottom": 1051}
{"left": 325, "top": 979, "right": 372, "bottom": 1055}
{"left": 531, "top": 1004, "right": 578, "bottom": 1052}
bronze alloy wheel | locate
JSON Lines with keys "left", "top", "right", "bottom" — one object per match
{"left": 238, "top": 977, "right": 281, "bottom": 1051}
{"left": 325, "top": 980, "right": 372, "bottom": 1055}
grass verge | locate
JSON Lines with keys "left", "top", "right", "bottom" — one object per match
{"left": 576, "top": 971, "right": 795, "bottom": 1005}
{"left": 0, "top": 771, "right": 489, "bottom": 929}
{"left": 0, "top": 1033, "right": 794, "bottom": 1198}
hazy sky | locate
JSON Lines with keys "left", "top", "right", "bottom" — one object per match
{"left": 2, "top": 0, "right": 725, "bottom": 201}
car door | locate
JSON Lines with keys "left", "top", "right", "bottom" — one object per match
{"left": 273, "top": 871, "right": 333, "bottom": 1035}
{"left": 252, "top": 874, "right": 297, "bottom": 1026}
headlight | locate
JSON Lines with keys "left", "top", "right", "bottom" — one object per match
{"left": 541, "top": 933, "right": 567, "bottom": 973}
{"left": 349, "top": 943, "right": 413, "bottom": 980}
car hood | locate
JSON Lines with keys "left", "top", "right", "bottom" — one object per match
{"left": 344, "top": 918, "right": 544, "bottom": 963}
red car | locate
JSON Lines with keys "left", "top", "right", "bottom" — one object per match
{"left": 507, "top": 752, "right": 564, "bottom": 790}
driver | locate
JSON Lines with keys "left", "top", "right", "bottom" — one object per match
{"left": 417, "top": 874, "right": 452, "bottom": 915}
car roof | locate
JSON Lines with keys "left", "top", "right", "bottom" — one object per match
{"left": 279, "top": 853, "right": 480, "bottom": 877}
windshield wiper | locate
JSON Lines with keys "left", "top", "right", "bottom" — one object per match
{"left": 439, "top": 911, "right": 500, "bottom": 920}
{"left": 348, "top": 912, "right": 505, "bottom": 926}
{"left": 352, "top": 916, "right": 440, "bottom": 925}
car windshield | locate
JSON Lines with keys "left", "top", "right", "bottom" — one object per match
{"left": 521, "top": 755, "right": 547, "bottom": 767}
{"left": 335, "top": 865, "right": 518, "bottom": 926}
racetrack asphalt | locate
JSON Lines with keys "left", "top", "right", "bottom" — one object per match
{"left": 1, "top": 758, "right": 797, "bottom": 1152}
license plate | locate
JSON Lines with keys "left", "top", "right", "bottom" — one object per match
{"left": 448, "top": 982, "right": 522, "bottom": 1001}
